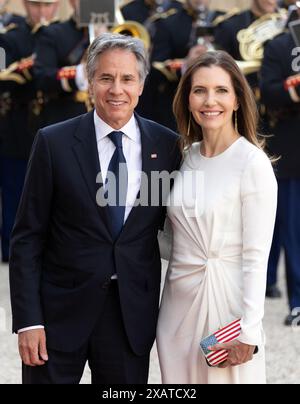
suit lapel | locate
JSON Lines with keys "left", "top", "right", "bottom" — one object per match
{"left": 72, "top": 111, "right": 112, "bottom": 240}
{"left": 72, "top": 112, "right": 161, "bottom": 241}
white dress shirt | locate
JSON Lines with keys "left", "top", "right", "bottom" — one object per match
{"left": 94, "top": 110, "right": 142, "bottom": 222}
{"left": 18, "top": 111, "right": 143, "bottom": 334}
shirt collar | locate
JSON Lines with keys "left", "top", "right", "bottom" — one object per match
{"left": 94, "top": 110, "right": 140, "bottom": 144}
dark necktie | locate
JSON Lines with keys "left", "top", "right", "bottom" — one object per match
{"left": 106, "top": 131, "right": 128, "bottom": 239}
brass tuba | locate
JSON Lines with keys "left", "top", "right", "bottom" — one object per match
{"left": 236, "top": 10, "right": 288, "bottom": 74}
{"left": 111, "top": 21, "right": 151, "bottom": 50}
{"left": 111, "top": 6, "right": 151, "bottom": 51}
{"left": 83, "top": 1, "right": 151, "bottom": 50}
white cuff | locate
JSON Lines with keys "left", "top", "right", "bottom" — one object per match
{"left": 18, "top": 325, "right": 44, "bottom": 334}
{"left": 75, "top": 63, "right": 88, "bottom": 91}
{"left": 238, "top": 320, "right": 265, "bottom": 347}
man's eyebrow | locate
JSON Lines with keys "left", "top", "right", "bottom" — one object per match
{"left": 123, "top": 74, "right": 136, "bottom": 78}
{"left": 99, "top": 73, "right": 113, "bottom": 77}
{"left": 98, "top": 73, "right": 136, "bottom": 79}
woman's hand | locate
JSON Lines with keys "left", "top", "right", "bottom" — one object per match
{"left": 209, "top": 341, "right": 256, "bottom": 368}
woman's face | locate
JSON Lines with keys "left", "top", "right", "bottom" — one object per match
{"left": 189, "top": 66, "right": 239, "bottom": 133}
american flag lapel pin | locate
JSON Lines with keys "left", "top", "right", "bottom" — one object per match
{"left": 151, "top": 153, "right": 158, "bottom": 159}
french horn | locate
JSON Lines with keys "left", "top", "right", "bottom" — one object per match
{"left": 153, "top": 9, "right": 288, "bottom": 79}
{"left": 236, "top": 10, "right": 288, "bottom": 74}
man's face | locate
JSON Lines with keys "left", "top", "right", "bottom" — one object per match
{"left": 89, "top": 48, "right": 144, "bottom": 130}
{"left": 252, "top": 0, "right": 277, "bottom": 15}
{"left": 187, "top": 0, "right": 210, "bottom": 10}
{"left": 23, "top": 1, "right": 59, "bottom": 25}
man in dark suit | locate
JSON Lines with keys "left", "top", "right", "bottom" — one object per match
{"left": 9, "top": 32, "right": 181, "bottom": 384}
{"left": 260, "top": 9, "right": 300, "bottom": 325}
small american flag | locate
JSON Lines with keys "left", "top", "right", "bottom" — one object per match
{"left": 200, "top": 319, "right": 241, "bottom": 366}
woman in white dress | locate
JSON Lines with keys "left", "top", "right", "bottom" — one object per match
{"left": 157, "top": 51, "right": 277, "bottom": 384}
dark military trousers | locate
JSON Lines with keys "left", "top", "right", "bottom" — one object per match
{"left": 267, "top": 215, "right": 282, "bottom": 287}
{"left": 267, "top": 179, "right": 300, "bottom": 310}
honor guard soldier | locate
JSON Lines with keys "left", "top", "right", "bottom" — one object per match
{"left": 142, "top": 0, "right": 224, "bottom": 130}
{"left": 213, "top": 0, "right": 287, "bottom": 86}
{"left": 120, "top": 0, "right": 183, "bottom": 25}
{"left": 260, "top": 4, "right": 300, "bottom": 325}
{"left": 0, "top": 0, "right": 59, "bottom": 263}
{"left": 214, "top": 0, "right": 279, "bottom": 62}
{"left": 33, "top": 0, "right": 92, "bottom": 127}
{"left": 214, "top": 0, "right": 287, "bottom": 132}
{"left": 0, "top": 3, "right": 25, "bottom": 259}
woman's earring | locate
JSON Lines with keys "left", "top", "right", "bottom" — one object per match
{"left": 235, "top": 110, "right": 238, "bottom": 133}
{"left": 187, "top": 112, "right": 191, "bottom": 137}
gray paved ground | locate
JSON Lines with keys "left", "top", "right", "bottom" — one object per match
{"left": 1, "top": 256, "right": 299, "bottom": 384}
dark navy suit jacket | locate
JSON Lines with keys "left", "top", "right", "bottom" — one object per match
{"left": 9, "top": 111, "right": 181, "bottom": 355}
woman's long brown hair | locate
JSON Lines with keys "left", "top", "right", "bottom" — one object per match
{"left": 173, "top": 51, "right": 266, "bottom": 153}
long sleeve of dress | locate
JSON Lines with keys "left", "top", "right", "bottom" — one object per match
{"left": 238, "top": 151, "right": 277, "bottom": 346}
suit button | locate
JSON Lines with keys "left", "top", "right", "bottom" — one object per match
{"left": 102, "top": 280, "right": 111, "bottom": 290}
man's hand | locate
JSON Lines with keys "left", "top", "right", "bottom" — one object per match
{"left": 18, "top": 329, "right": 48, "bottom": 367}
{"left": 209, "top": 340, "right": 256, "bottom": 368}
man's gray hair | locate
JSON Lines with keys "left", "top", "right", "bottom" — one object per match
{"left": 87, "top": 33, "right": 149, "bottom": 83}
